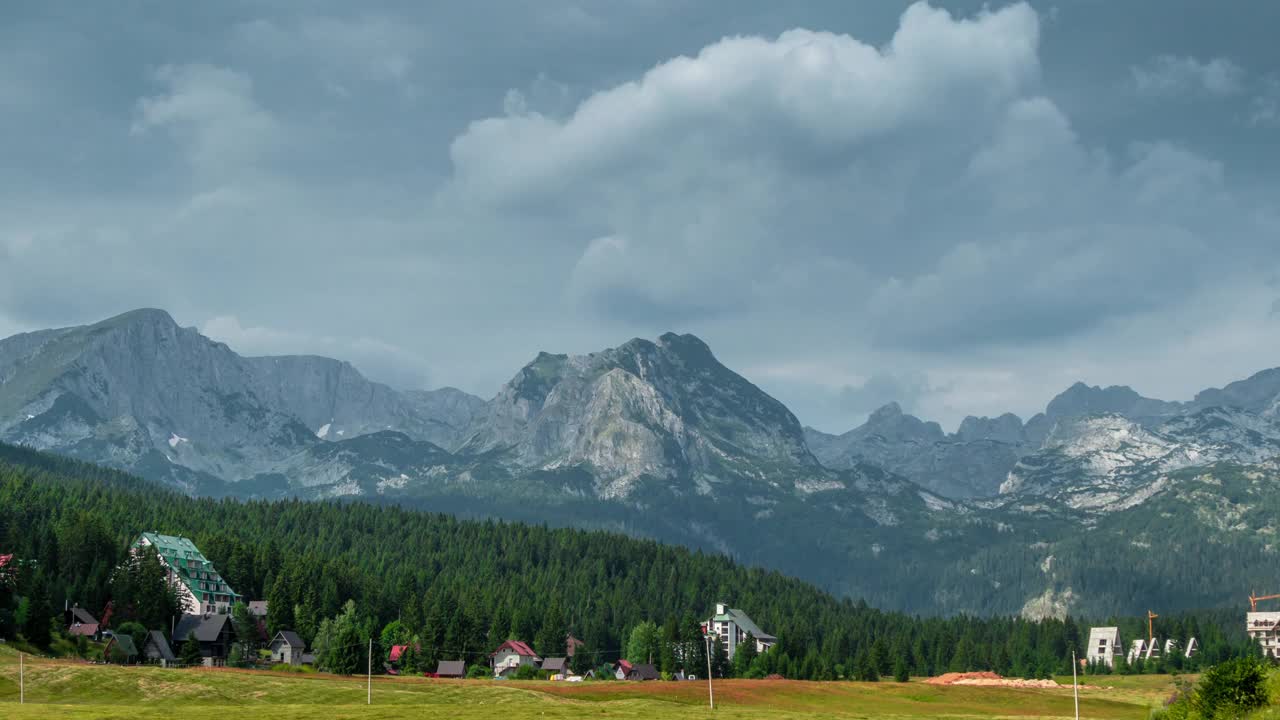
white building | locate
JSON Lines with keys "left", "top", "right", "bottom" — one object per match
{"left": 1086, "top": 627, "right": 1121, "bottom": 668}
{"left": 1247, "top": 612, "right": 1280, "bottom": 658}
{"left": 704, "top": 603, "right": 776, "bottom": 661}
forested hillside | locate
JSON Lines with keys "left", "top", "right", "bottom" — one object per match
{"left": 0, "top": 443, "right": 1259, "bottom": 678}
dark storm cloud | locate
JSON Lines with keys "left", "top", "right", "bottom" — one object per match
{"left": 1, "top": 1, "right": 1279, "bottom": 432}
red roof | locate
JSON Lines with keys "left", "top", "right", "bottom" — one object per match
{"left": 68, "top": 623, "right": 99, "bottom": 637}
{"left": 0, "top": 554, "right": 11, "bottom": 568}
{"left": 490, "top": 640, "right": 540, "bottom": 660}
{"left": 616, "top": 659, "right": 633, "bottom": 672}
{"left": 389, "top": 645, "right": 409, "bottom": 662}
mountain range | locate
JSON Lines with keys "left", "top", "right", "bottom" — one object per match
{"left": 4, "top": 308, "right": 1280, "bottom": 617}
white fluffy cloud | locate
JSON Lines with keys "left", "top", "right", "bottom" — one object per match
{"left": 132, "top": 64, "right": 279, "bottom": 180}
{"left": 438, "top": 1, "right": 1280, "bottom": 429}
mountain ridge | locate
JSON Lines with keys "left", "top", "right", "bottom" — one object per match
{"left": 6, "top": 308, "right": 1280, "bottom": 616}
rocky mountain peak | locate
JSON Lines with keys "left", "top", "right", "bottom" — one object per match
{"left": 956, "top": 413, "right": 1026, "bottom": 444}
{"left": 859, "top": 403, "right": 944, "bottom": 442}
{"left": 1192, "top": 367, "right": 1280, "bottom": 415}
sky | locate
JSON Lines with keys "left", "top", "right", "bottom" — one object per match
{"left": 2, "top": 1, "right": 1279, "bottom": 433}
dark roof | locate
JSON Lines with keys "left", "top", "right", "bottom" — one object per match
{"left": 627, "top": 663, "right": 660, "bottom": 681}
{"left": 272, "top": 630, "right": 305, "bottom": 649}
{"left": 174, "top": 614, "right": 232, "bottom": 643}
{"left": 437, "top": 660, "right": 466, "bottom": 677}
{"left": 70, "top": 606, "right": 98, "bottom": 625}
{"left": 491, "top": 640, "right": 540, "bottom": 660}
{"left": 541, "top": 657, "right": 567, "bottom": 672}
{"left": 145, "top": 630, "right": 176, "bottom": 662}
{"left": 110, "top": 634, "right": 138, "bottom": 657}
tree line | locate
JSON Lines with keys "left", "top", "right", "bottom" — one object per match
{"left": 0, "top": 442, "right": 1263, "bottom": 678}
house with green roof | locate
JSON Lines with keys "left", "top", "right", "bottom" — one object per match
{"left": 704, "top": 602, "right": 777, "bottom": 661}
{"left": 133, "top": 532, "right": 240, "bottom": 615}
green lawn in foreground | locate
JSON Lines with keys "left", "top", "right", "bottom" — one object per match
{"left": 0, "top": 646, "right": 1171, "bottom": 719}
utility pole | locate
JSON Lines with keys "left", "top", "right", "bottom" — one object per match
{"left": 19, "top": 651, "right": 23, "bottom": 705}
{"left": 367, "top": 638, "right": 372, "bottom": 705}
{"left": 1072, "top": 650, "right": 1079, "bottom": 720}
{"left": 704, "top": 633, "right": 714, "bottom": 710}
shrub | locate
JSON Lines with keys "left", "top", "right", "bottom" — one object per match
{"left": 466, "top": 664, "right": 491, "bottom": 679}
{"left": 1193, "top": 657, "right": 1269, "bottom": 719}
{"left": 511, "top": 663, "right": 540, "bottom": 680}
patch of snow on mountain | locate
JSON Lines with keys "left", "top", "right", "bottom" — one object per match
{"left": 168, "top": 433, "right": 189, "bottom": 448}
{"left": 316, "top": 423, "right": 331, "bottom": 439}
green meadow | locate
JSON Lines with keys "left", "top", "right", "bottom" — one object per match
{"left": 0, "top": 647, "right": 1174, "bottom": 720}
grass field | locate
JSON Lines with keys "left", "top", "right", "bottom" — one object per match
{"left": 0, "top": 646, "right": 1175, "bottom": 719}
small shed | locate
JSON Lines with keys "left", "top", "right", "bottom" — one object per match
{"left": 541, "top": 657, "right": 567, "bottom": 674}
{"left": 143, "top": 630, "right": 177, "bottom": 665}
{"left": 436, "top": 660, "right": 466, "bottom": 678}
{"left": 270, "top": 630, "right": 306, "bottom": 666}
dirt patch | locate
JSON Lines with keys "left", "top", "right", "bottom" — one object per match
{"left": 924, "top": 672, "right": 1100, "bottom": 689}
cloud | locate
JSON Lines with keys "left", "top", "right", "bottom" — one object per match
{"left": 132, "top": 64, "right": 279, "bottom": 180}
{"left": 232, "top": 15, "right": 425, "bottom": 96}
{"left": 1251, "top": 77, "right": 1280, "bottom": 127}
{"left": 1130, "top": 54, "right": 1245, "bottom": 97}
{"left": 836, "top": 373, "right": 932, "bottom": 417}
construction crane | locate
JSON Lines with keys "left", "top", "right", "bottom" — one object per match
{"left": 1250, "top": 592, "right": 1280, "bottom": 612}
{"left": 1147, "top": 610, "right": 1159, "bottom": 642}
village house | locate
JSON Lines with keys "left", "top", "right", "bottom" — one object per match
{"left": 704, "top": 603, "right": 776, "bottom": 660}
{"left": 66, "top": 604, "right": 100, "bottom": 640}
{"left": 105, "top": 634, "right": 138, "bottom": 664}
{"left": 540, "top": 657, "right": 568, "bottom": 677}
{"left": 1086, "top": 627, "right": 1121, "bottom": 668}
{"left": 175, "top": 613, "right": 235, "bottom": 666}
{"left": 143, "top": 630, "right": 177, "bottom": 666}
{"left": 270, "top": 631, "right": 306, "bottom": 666}
{"left": 134, "top": 532, "right": 241, "bottom": 615}
{"left": 436, "top": 660, "right": 466, "bottom": 679}
{"left": 613, "top": 659, "right": 633, "bottom": 680}
{"left": 626, "top": 663, "right": 660, "bottom": 681}
{"left": 490, "top": 640, "right": 541, "bottom": 675}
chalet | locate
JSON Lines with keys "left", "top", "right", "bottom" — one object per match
{"left": 174, "top": 613, "right": 234, "bottom": 666}
{"left": 67, "top": 605, "right": 101, "bottom": 640}
{"left": 134, "top": 532, "right": 241, "bottom": 614}
{"left": 705, "top": 603, "right": 776, "bottom": 660}
{"left": 491, "top": 640, "right": 541, "bottom": 675}
{"left": 541, "top": 657, "right": 568, "bottom": 676}
{"left": 626, "top": 663, "right": 660, "bottom": 681}
{"left": 613, "top": 659, "right": 633, "bottom": 680}
{"left": 1086, "top": 627, "right": 1120, "bottom": 668}
{"left": 143, "top": 630, "right": 177, "bottom": 666}
{"left": 105, "top": 634, "right": 138, "bottom": 664}
{"left": 436, "top": 660, "right": 466, "bottom": 678}
{"left": 270, "top": 631, "right": 306, "bottom": 666}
